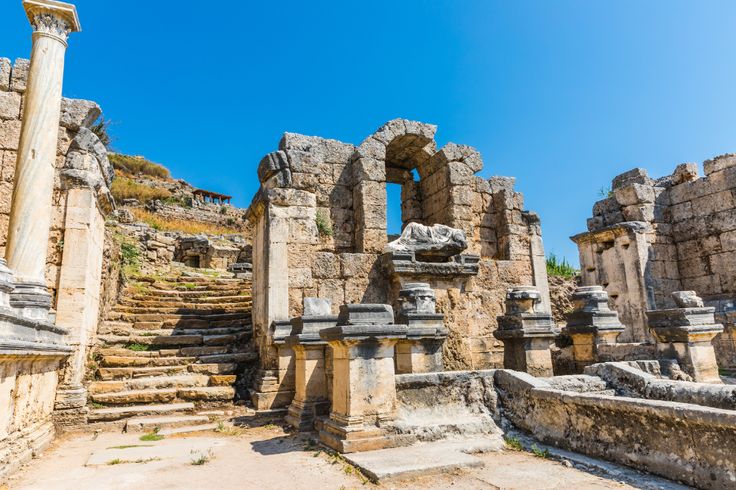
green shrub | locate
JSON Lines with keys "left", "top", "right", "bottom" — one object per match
{"left": 109, "top": 153, "right": 170, "bottom": 179}
{"left": 531, "top": 444, "right": 550, "bottom": 458}
{"left": 315, "top": 210, "right": 333, "bottom": 237}
{"left": 546, "top": 253, "right": 578, "bottom": 279}
{"left": 504, "top": 435, "right": 523, "bottom": 451}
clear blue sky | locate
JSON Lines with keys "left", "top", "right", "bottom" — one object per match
{"left": 3, "top": 1, "right": 736, "bottom": 266}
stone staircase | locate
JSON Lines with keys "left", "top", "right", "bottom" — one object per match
{"left": 87, "top": 273, "right": 257, "bottom": 431}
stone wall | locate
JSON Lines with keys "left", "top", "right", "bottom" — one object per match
{"left": 495, "top": 369, "right": 736, "bottom": 489}
{"left": 573, "top": 157, "right": 736, "bottom": 366}
{"left": 248, "top": 119, "right": 550, "bottom": 408}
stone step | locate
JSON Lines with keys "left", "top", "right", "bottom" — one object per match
{"left": 125, "top": 295, "right": 252, "bottom": 306}
{"left": 97, "top": 334, "right": 207, "bottom": 348}
{"left": 177, "top": 386, "right": 235, "bottom": 402}
{"left": 188, "top": 363, "right": 237, "bottom": 375}
{"left": 124, "top": 415, "right": 211, "bottom": 432}
{"left": 100, "top": 355, "right": 196, "bottom": 368}
{"left": 97, "top": 365, "right": 189, "bottom": 380}
{"left": 98, "top": 325, "right": 251, "bottom": 338}
{"left": 88, "top": 402, "right": 195, "bottom": 422}
{"left": 111, "top": 306, "right": 251, "bottom": 316}
{"left": 111, "top": 312, "right": 251, "bottom": 323}
{"left": 157, "top": 423, "right": 220, "bottom": 437}
{"left": 90, "top": 388, "right": 179, "bottom": 405}
{"left": 88, "top": 374, "right": 210, "bottom": 395}
{"left": 197, "top": 352, "right": 257, "bottom": 364}
{"left": 126, "top": 288, "right": 251, "bottom": 299}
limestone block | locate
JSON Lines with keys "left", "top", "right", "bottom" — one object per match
{"left": 703, "top": 153, "right": 736, "bottom": 176}
{"left": 671, "top": 163, "right": 698, "bottom": 185}
{"left": 317, "top": 279, "right": 346, "bottom": 311}
{"left": 287, "top": 149, "right": 324, "bottom": 174}
{"left": 340, "top": 253, "right": 375, "bottom": 278}
{"left": 670, "top": 201, "right": 693, "bottom": 222}
{"left": 10, "top": 58, "right": 29, "bottom": 93}
{"left": 59, "top": 98, "right": 101, "bottom": 131}
{"left": 488, "top": 176, "right": 516, "bottom": 194}
{"left": 356, "top": 227, "right": 387, "bottom": 254}
{"left": 720, "top": 229, "right": 736, "bottom": 252}
{"left": 352, "top": 157, "right": 385, "bottom": 183}
{"left": 0, "top": 91, "right": 21, "bottom": 120}
{"left": 312, "top": 252, "right": 340, "bottom": 279}
{"left": 322, "top": 139, "right": 355, "bottom": 164}
{"left": 614, "top": 183, "right": 656, "bottom": 206}
{"left": 0, "top": 58, "right": 10, "bottom": 91}
{"left": 691, "top": 190, "right": 734, "bottom": 217}
{"left": 0, "top": 120, "right": 21, "bottom": 150}
{"left": 621, "top": 204, "right": 655, "bottom": 222}
{"left": 611, "top": 167, "right": 652, "bottom": 189}
{"left": 289, "top": 267, "right": 313, "bottom": 288}
{"left": 355, "top": 136, "right": 386, "bottom": 160}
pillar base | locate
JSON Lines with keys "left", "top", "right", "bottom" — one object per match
{"left": 250, "top": 370, "right": 294, "bottom": 410}
{"left": 285, "top": 398, "right": 330, "bottom": 432}
{"left": 54, "top": 385, "right": 87, "bottom": 410}
{"left": 318, "top": 417, "right": 412, "bottom": 453}
{"left": 10, "top": 280, "right": 51, "bottom": 320}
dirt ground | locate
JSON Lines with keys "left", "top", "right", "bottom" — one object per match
{"left": 5, "top": 426, "right": 676, "bottom": 490}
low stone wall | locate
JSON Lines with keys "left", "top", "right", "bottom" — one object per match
{"left": 586, "top": 361, "right": 736, "bottom": 411}
{"left": 495, "top": 369, "right": 736, "bottom": 489}
{"left": 393, "top": 370, "right": 502, "bottom": 443}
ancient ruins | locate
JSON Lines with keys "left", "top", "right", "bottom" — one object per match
{"left": 0, "top": 1, "right": 735, "bottom": 489}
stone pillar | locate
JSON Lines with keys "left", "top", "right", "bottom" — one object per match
{"left": 565, "top": 286, "right": 625, "bottom": 372}
{"left": 494, "top": 286, "right": 556, "bottom": 377}
{"left": 285, "top": 298, "right": 337, "bottom": 431}
{"left": 319, "top": 304, "right": 409, "bottom": 453}
{"left": 394, "top": 283, "right": 447, "bottom": 374}
{"left": 5, "top": 1, "right": 81, "bottom": 318}
{"left": 647, "top": 291, "right": 723, "bottom": 384}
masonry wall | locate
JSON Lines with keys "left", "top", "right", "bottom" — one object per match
{"left": 248, "top": 119, "right": 550, "bottom": 408}
{"left": 574, "top": 155, "right": 736, "bottom": 366}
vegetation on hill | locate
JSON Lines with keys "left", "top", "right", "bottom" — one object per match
{"left": 109, "top": 153, "right": 171, "bottom": 179}
{"left": 130, "top": 208, "right": 241, "bottom": 235}
{"left": 546, "top": 253, "right": 578, "bottom": 278}
{"left": 111, "top": 175, "right": 172, "bottom": 203}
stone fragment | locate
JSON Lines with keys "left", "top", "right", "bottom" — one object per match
{"left": 671, "top": 290, "right": 704, "bottom": 308}
{"left": 303, "top": 297, "right": 332, "bottom": 317}
{"left": 0, "top": 91, "right": 20, "bottom": 120}
{"left": 703, "top": 153, "right": 736, "bottom": 176}
{"left": 386, "top": 222, "right": 467, "bottom": 260}
{"left": 59, "top": 98, "right": 101, "bottom": 130}
{"left": 671, "top": 163, "right": 698, "bottom": 185}
{"left": 257, "top": 151, "right": 289, "bottom": 182}
{"left": 612, "top": 167, "right": 653, "bottom": 189}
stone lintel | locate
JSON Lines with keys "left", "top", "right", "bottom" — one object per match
{"left": 337, "top": 304, "right": 394, "bottom": 326}
{"left": 271, "top": 319, "right": 293, "bottom": 344}
{"left": 289, "top": 315, "right": 339, "bottom": 336}
{"left": 651, "top": 324, "right": 724, "bottom": 343}
{"left": 320, "top": 324, "right": 407, "bottom": 343}
{"left": 570, "top": 221, "right": 651, "bottom": 245}
{"left": 24, "top": 0, "right": 81, "bottom": 33}
{"left": 646, "top": 307, "right": 718, "bottom": 329}
{"left": 284, "top": 333, "right": 327, "bottom": 346}
{"left": 382, "top": 251, "right": 480, "bottom": 279}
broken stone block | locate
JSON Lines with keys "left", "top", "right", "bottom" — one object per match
{"left": 494, "top": 286, "right": 556, "bottom": 377}
{"left": 703, "top": 153, "right": 736, "bottom": 176}
{"left": 646, "top": 291, "right": 723, "bottom": 383}
{"left": 671, "top": 163, "right": 698, "bottom": 185}
{"left": 0, "top": 58, "right": 10, "bottom": 91}
{"left": 565, "top": 286, "right": 625, "bottom": 372}
{"left": 386, "top": 222, "right": 467, "bottom": 260}
{"left": 394, "top": 283, "right": 447, "bottom": 374}
{"left": 60, "top": 98, "right": 101, "bottom": 131}
{"left": 612, "top": 167, "right": 653, "bottom": 190}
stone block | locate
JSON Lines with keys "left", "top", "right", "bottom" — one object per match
{"left": 613, "top": 183, "right": 655, "bottom": 206}
{"left": 0, "top": 120, "right": 21, "bottom": 150}
{"left": 312, "top": 252, "right": 340, "bottom": 279}
{"left": 671, "top": 162, "right": 698, "bottom": 185}
{"left": 612, "top": 167, "right": 652, "bottom": 189}
{"left": 0, "top": 58, "right": 10, "bottom": 91}
{"left": 0, "top": 91, "right": 20, "bottom": 121}
{"left": 703, "top": 153, "right": 736, "bottom": 176}
{"left": 289, "top": 267, "right": 313, "bottom": 288}
{"left": 60, "top": 98, "right": 101, "bottom": 131}
{"left": 10, "top": 58, "right": 29, "bottom": 93}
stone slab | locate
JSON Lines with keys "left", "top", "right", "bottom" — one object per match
{"left": 343, "top": 437, "right": 501, "bottom": 482}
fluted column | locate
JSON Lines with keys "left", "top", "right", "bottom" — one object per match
{"left": 5, "top": 1, "right": 80, "bottom": 318}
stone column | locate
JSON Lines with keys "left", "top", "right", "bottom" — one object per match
{"left": 647, "top": 291, "right": 723, "bottom": 383}
{"left": 6, "top": 1, "right": 81, "bottom": 318}
{"left": 494, "top": 286, "right": 556, "bottom": 377}
{"left": 394, "top": 283, "right": 447, "bottom": 374}
{"left": 319, "top": 304, "right": 409, "bottom": 453}
{"left": 565, "top": 286, "right": 625, "bottom": 372}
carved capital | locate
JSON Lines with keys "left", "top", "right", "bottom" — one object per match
{"left": 23, "top": 0, "right": 81, "bottom": 45}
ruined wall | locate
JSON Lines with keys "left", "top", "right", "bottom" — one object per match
{"left": 248, "top": 119, "right": 550, "bottom": 408}
{"left": 574, "top": 156, "right": 736, "bottom": 366}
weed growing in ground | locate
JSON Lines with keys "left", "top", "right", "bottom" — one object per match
{"left": 126, "top": 343, "right": 151, "bottom": 352}
{"left": 107, "top": 445, "right": 153, "bottom": 450}
{"left": 504, "top": 435, "right": 523, "bottom": 451}
{"left": 106, "top": 459, "right": 123, "bottom": 465}
{"left": 130, "top": 208, "right": 240, "bottom": 235}
{"left": 190, "top": 449, "right": 212, "bottom": 466}
{"left": 531, "top": 444, "right": 550, "bottom": 458}
{"left": 139, "top": 429, "right": 164, "bottom": 442}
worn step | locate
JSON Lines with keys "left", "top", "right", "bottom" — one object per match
{"left": 112, "top": 305, "right": 251, "bottom": 315}
{"left": 88, "top": 402, "right": 195, "bottom": 422}
{"left": 177, "top": 386, "right": 235, "bottom": 402}
{"left": 125, "top": 295, "right": 252, "bottom": 306}
{"left": 89, "top": 374, "right": 210, "bottom": 395}
{"left": 100, "top": 355, "right": 196, "bottom": 368}
{"left": 189, "top": 363, "right": 237, "bottom": 375}
{"left": 97, "top": 365, "right": 189, "bottom": 380}
{"left": 114, "top": 312, "right": 252, "bottom": 323}
{"left": 197, "top": 352, "right": 257, "bottom": 364}
{"left": 158, "top": 423, "right": 220, "bottom": 436}
{"left": 97, "top": 334, "right": 206, "bottom": 348}
{"left": 90, "top": 388, "right": 178, "bottom": 405}
{"left": 125, "top": 415, "right": 211, "bottom": 432}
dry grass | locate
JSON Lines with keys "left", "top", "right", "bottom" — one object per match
{"left": 109, "top": 153, "right": 171, "bottom": 179}
{"left": 130, "top": 208, "right": 241, "bottom": 235}
{"left": 111, "top": 176, "right": 172, "bottom": 203}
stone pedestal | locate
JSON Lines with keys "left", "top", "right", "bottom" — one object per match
{"left": 285, "top": 298, "right": 337, "bottom": 431}
{"left": 565, "top": 286, "right": 625, "bottom": 372}
{"left": 494, "top": 286, "right": 556, "bottom": 377}
{"left": 319, "top": 304, "right": 409, "bottom": 453}
{"left": 647, "top": 291, "right": 723, "bottom": 384}
{"left": 394, "top": 283, "right": 447, "bottom": 374}
{"left": 251, "top": 319, "right": 295, "bottom": 410}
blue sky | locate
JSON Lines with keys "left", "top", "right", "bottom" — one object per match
{"left": 3, "top": 1, "right": 736, "bottom": 265}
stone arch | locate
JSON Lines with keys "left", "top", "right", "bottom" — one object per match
{"left": 351, "top": 119, "right": 437, "bottom": 253}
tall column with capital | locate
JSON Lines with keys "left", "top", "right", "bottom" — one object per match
{"left": 6, "top": 1, "right": 81, "bottom": 318}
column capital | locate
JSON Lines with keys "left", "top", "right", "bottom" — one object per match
{"left": 23, "top": 0, "right": 81, "bottom": 45}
